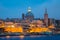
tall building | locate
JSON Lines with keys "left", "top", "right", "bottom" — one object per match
{"left": 22, "top": 13, "right": 25, "bottom": 20}
{"left": 55, "top": 20, "right": 60, "bottom": 27}
{"left": 25, "top": 7, "right": 34, "bottom": 21}
{"left": 44, "top": 8, "right": 48, "bottom": 27}
{"left": 48, "top": 18, "right": 56, "bottom": 26}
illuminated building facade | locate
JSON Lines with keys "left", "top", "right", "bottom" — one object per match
{"left": 0, "top": 7, "right": 60, "bottom": 34}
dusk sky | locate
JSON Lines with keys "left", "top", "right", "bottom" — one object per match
{"left": 0, "top": 0, "right": 60, "bottom": 19}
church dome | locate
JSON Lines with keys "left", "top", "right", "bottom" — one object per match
{"left": 25, "top": 7, "right": 34, "bottom": 21}
{"left": 26, "top": 12, "right": 34, "bottom": 17}
{"left": 25, "top": 7, "right": 34, "bottom": 17}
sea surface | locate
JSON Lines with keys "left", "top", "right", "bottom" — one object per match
{"left": 0, "top": 35, "right": 60, "bottom": 40}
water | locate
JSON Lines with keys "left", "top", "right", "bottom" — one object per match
{"left": 0, "top": 35, "right": 60, "bottom": 40}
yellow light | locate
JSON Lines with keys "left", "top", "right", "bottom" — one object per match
{"left": 4, "top": 27, "right": 23, "bottom": 33}
{"left": 11, "top": 25, "right": 14, "bottom": 27}
{"left": 48, "top": 24, "right": 55, "bottom": 29}
{"left": 29, "top": 27, "right": 51, "bottom": 33}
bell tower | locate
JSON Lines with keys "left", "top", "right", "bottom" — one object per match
{"left": 44, "top": 8, "right": 48, "bottom": 27}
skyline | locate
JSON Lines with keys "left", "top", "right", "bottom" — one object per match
{"left": 0, "top": 0, "right": 60, "bottom": 19}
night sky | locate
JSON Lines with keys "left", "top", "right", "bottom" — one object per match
{"left": 0, "top": 0, "right": 60, "bottom": 19}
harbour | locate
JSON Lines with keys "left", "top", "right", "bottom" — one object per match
{"left": 0, "top": 0, "right": 60, "bottom": 40}
{"left": 0, "top": 34, "right": 60, "bottom": 40}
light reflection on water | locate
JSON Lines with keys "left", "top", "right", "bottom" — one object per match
{"left": 30, "top": 35, "right": 43, "bottom": 37}
{"left": 6, "top": 35, "right": 24, "bottom": 40}
{"left": 19, "top": 35, "right": 24, "bottom": 40}
{"left": 6, "top": 36, "right": 10, "bottom": 38}
{"left": 0, "top": 35, "right": 60, "bottom": 40}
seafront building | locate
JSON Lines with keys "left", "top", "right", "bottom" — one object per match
{"left": 0, "top": 7, "right": 60, "bottom": 34}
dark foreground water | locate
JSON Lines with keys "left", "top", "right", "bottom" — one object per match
{"left": 0, "top": 35, "right": 60, "bottom": 40}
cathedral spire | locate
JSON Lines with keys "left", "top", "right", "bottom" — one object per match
{"left": 45, "top": 8, "right": 48, "bottom": 14}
